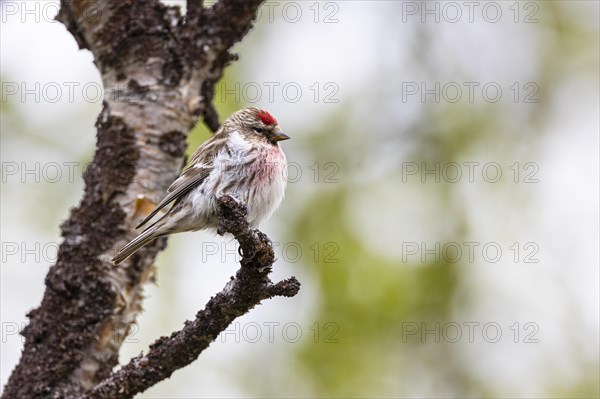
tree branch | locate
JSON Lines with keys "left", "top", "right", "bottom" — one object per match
{"left": 83, "top": 197, "right": 300, "bottom": 399}
{"left": 2, "top": 1, "right": 272, "bottom": 398}
{"left": 185, "top": 0, "right": 203, "bottom": 24}
{"left": 185, "top": 0, "right": 266, "bottom": 131}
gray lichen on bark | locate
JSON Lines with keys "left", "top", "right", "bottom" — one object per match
{"left": 2, "top": 1, "right": 299, "bottom": 398}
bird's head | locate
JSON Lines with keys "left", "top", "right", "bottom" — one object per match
{"left": 224, "top": 107, "right": 290, "bottom": 145}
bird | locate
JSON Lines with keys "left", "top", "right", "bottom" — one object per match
{"left": 112, "top": 107, "right": 289, "bottom": 264}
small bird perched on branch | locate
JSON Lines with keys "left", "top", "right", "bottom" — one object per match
{"left": 112, "top": 107, "right": 289, "bottom": 264}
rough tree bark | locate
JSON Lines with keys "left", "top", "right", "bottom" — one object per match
{"left": 85, "top": 196, "right": 300, "bottom": 399}
{"left": 2, "top": 1, "right": 299, "bottom": 398}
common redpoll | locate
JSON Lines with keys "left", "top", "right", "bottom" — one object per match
{"left": 112, "top": 107, "right": 289, "bottom": 264}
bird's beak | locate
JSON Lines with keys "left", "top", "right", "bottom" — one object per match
{"left": 270, "top": 130, "right": 290, "bottom": 142}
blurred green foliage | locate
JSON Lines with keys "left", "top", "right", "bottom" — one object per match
{"left": 236, "top": 2, "right": 599, "bottom": 398}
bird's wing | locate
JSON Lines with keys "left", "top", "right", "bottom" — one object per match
{"left": 185, "top": 133, "right": 228, "bottom": 171}
{"left": 135, "top": 132, "right": 229, "bottom": 229}
{"left": 135, "top": 165, "right": 211, "bottom": 229}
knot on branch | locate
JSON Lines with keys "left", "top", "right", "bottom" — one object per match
{"left": 217, "top": 195, "right": 275, "bottom": 267}
{"left": 217, "top": 195, "right": 249, "bottom": 235}
{"left": 216, "top": 195, "right": 300, "bottom": 297}
{"left": 264, "top": 278, "right": 302, "bottom": 299}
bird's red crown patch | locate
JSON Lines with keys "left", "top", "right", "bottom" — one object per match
{"left": 257, "top": 110, "right": 277, "bottom": 126}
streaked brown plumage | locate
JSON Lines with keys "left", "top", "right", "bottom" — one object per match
{"left": 112, "top": 107, "right": 289, "bottom": 264}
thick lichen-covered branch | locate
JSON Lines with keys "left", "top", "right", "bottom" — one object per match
{"left": 2, "top": 1, "right": 270, "bottom": 398}
{"left": 82, "top": 197, "right": 300, "bottom": 399}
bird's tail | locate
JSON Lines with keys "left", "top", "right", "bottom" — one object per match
{"left": 112, "top": 225, "right": 160, "bottom": 264}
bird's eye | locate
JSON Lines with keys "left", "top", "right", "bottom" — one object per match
{"left": 254, "top": 127, "right": 265, "bottom": 134}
